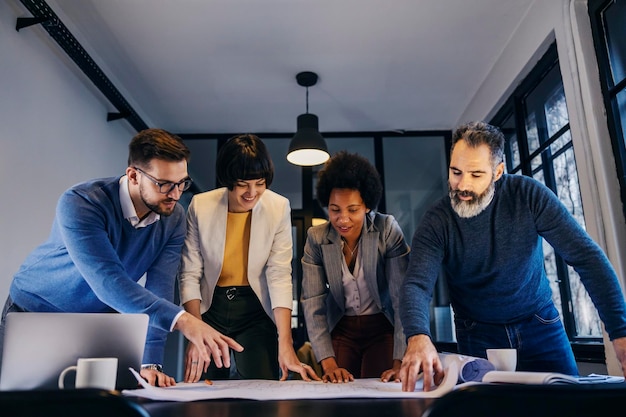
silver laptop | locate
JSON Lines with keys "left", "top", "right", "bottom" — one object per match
{"left": 0, "top": 312, "right": 149, "bottom": 391}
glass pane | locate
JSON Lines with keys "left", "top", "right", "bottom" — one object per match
{"left": 552, "top": 140, "right": 585, "bottom": 227}
{"left": 545, "top": 84, "right": 569, "bottom": 137}
{"left": 265, "top": 138, "right": 303, "bottom": 210}
{"left": 543, "top": 242, "right": 563, "bottom": 319}
{"left": 327, "top": 137, "right": 375, "bottom": 161}
{"left": 291, "top": 225, "right": 299, "bottom": 329}
{"left": 549, "top": 132, "right": 571, "bottom": 153}
{"left": 617, "top": 89, "right": 626, "bottom": 151}
{"left": 531, "top": 153, "right": 543, "bottom": 176}
{"left": 550, "top": 145, "right": 600, "bottom": 337}
{"left": 382, "top": 136, "right": 447, "bottom": 243}
{"left": 524, "top": 65, "right": 565, "bottom": 153}
{"left": 501, "top": 114, "right": 519, "bottom": 172}
{"left": 532, "top": 165, "right": 545, "bottom": 185}
{"left": 604, "top": 0, "right": 626, "bottom": 84}
{"left": 434, "top": 306, "right": 456, "bottom": 342}
{"left": 570, "top": 265, "right": 602, "bottom": 337}
{"left": 508, "top": 141, "right": 518, "bottom": 174}
{"left": 525, "top": 112, "right": 541, "bottom": 155}
{"left": 185, "top": 139, "right": 218, "bottom": 192}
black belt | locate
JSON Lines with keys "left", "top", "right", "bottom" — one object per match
{"left": 215, "top": 286, "right": 253, "bottom": 301}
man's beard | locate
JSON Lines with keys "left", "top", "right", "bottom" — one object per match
{"left": 140, "top": 186, "right": 176, "bottom": 217}
{"left": 449, "top": 179, "right": 495, "bottom": 218}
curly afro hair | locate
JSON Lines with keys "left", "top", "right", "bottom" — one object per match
{"left": 316, "top": 151, "right": 382, "bottom": 210}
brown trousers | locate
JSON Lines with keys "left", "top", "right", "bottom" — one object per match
{"left": 331, "top": 312, "right": 394, "bottom": 378}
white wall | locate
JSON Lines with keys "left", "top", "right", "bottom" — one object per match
{"left": 459, "top": 0, "right": 626, "bottom": 374}
{"left": 0, "top": 1, "right": 136, "bottom": 303}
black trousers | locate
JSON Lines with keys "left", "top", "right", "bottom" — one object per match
{"left": 201, "top": 286, "right": 279, "bottom": 380}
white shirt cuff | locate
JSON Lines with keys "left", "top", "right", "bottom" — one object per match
{"left": 170, "top": 309, "right": 186, "bottom": 332}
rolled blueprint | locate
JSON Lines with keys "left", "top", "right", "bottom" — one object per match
{"left": 439, "top": 353, "right": 496, "bottom": 383}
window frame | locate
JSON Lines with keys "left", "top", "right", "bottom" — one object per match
{"left": 588, "top": 0, "right": 626, "bottom": 221}
{"left": 490, "top": 42, "right": 603, "bottom": 351}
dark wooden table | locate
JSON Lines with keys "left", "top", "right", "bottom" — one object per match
{"left": 139, "top": 397, "right": 435, "bottom": 417}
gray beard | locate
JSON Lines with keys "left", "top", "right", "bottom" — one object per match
{"left": 449, "top": 180, "right": 495, "bottom": 218}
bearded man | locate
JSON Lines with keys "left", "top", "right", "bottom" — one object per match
{"left": 398, "top": 121, "right": 626, "bottom": 392}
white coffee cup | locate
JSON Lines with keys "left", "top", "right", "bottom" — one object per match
{"left": 486, "top": 348, "right": 517, "bottom": 372}
{"left": 58, "top": 357, "right": 118, "bottom": 390}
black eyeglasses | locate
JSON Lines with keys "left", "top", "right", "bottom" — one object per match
{"left": 134, "top": 167, "right": 193, "bottom": 194}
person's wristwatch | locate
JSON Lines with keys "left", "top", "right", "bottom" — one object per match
{"left": 141, "top": 364, "right": 163, "bottom": 373}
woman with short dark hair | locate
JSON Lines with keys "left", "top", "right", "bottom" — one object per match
{"left": 179, "top": 134, "right": 319, "bottom": 382}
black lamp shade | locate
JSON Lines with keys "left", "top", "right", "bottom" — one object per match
{"left": 287, "top": 113, "right": 330, "bottom": 166}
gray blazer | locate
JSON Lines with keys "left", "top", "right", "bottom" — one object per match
{"left": 301, "top": 211, "right": 410, "bottom": 362}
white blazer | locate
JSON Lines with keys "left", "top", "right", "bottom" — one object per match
{"left": 178, "top": 188, "right": 293, "bottom": 321}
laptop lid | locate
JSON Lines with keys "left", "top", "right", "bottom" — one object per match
{"left": 0, "top": 312, "right": 148, "bottom": 391}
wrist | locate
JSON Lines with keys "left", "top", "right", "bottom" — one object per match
{"left": 320, "top": 357, "right": 337, "bottom": 373}
{"left": 174, "top": 311, "right": 193, "bottom": 331}
{"left": 141, "top": 363, "right": 163, "bottom": 373}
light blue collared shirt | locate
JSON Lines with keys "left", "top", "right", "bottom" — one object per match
{"left": 119, "top": 176, "right": 160, "bottom": 228}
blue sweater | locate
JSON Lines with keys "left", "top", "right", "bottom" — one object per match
{"left": 401, "top": 174, "right": 626, "bottom": 341}
{"left": 10, "top": 177, "right": 185, "bottom": 364}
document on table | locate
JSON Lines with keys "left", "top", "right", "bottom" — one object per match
{"left": 482, "top": 370, "right": 625, "bottom": 385}
{"left": 123, "top": 362, "right": 459, "bottom": 402}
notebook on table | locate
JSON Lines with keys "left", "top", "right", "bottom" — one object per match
{"left": 0, "top": 312, "right": 149, "bottom": 391}
{"left": 482, "top": 370, "right": 625, "bottom": 385}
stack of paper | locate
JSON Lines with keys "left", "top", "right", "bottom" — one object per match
{"left": 482, "top": 371, "right": 624, "bottom": 385}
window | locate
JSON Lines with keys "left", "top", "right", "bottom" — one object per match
{"left": 589, "top": 0, "right": 626, "bottom": 220}
{"left": 382, "top": 136, "right": 449, "bottom": 240}
{"left": 491, "top": 43, "right": 602, "bottom": 342}
{"left": 264, "top": 138, "right": 304, "bottom": 209}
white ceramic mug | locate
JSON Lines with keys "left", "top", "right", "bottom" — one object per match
{"left": 486, "top": 348, "right": 517, "bottom": 372}
{"left": 58, "top": 357, "right": 118, "bottom": 390}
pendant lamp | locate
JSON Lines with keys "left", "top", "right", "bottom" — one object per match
{"left": 286, "top": 71, "right": 330, "bottom": 166}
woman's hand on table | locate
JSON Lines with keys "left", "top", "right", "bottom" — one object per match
{"left": 321, "top": 357, "right": 354, "bottom": 383}
{"left": 380, "top": 359, "right": 403, "bottom": 382}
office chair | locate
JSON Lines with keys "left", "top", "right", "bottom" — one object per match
{"left": 0, "top": 388, "right": 149, "bottom": 417}
{"left": 423, "top": 383, "right": 626, "bottom": 417}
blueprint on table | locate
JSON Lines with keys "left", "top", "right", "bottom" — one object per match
{"left": 123, "top": 362, "right": 459, "bottom": 402}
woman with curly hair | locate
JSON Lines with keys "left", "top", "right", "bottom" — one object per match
{"left": 301, "top": 151, "right": 410, "bottom": 383}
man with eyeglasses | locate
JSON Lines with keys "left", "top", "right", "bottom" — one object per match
{"left": 0, "top": 128, "right": 243, "bottom": 386}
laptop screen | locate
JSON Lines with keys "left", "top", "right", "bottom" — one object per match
{"left": 0, "top": 312, "right": 148, "bottom": 390}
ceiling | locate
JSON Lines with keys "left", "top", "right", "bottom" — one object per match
{"left": 47, "top": 0, "right": 535, "bottom": 135}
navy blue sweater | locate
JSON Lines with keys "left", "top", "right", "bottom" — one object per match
{"left": 401, "top": 174, "right": 626, "bottom": 340}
